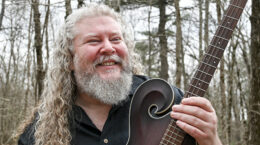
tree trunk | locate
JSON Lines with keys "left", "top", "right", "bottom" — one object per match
{"left": 249, "top": 0, "right": 260, "bottom": 144}
{"left": 198, "top": 0, "right": 203, "bottom": 59}
{"left": 105, "top": 0, "right": 121, "bottom": 12}
{"left": 77, "top": 0, "right": 85, "bottom": 8}
{"left": 147, "top": 1, "right": 152, "bottom": 76}
{"left": 204, "top": 0, "right": 209, "bottom": 50}
{"left": 42, "top": 0, "right": 50, "bottom": 68}
{"left": 0, "top": 0, "right": 5, "bottom": 30}
{"left": 32, "top": 0, "right": 44, "bottom": 102}
{"left": 227, "top": 41, "right": 237, "bottom": 145}
{"left": 158, "top": 0, "right": 168, "bottom": 80}
{"left": 174, "top": 0, "right": 182, "bottom": 87}
{"left": 24, "top": 6, "right": 33, "bottom": 116}
{"left": 65, "top": 0, "right": 72, "bottom": 19}
{"left": 216, "top": 0, "right": 227, "bottom": 144}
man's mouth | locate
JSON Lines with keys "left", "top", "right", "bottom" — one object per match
{"left": 97, "top": 61, "right": 119, "bottom": 66}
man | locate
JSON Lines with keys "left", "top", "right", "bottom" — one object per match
{"left": 18, "top": 3, "right": 222, "bottom": 145}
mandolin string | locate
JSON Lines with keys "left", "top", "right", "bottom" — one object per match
{"left": 189, "top": 0, "right": 236, "bottom": 98}
{"left": 186, "top": 0, "right": 244, "bottom": 98}
{"left": 167, "top": 0, "right": 247, "bottom": 144}
{"left": 187, "top": 0, "right": 233, "bottom": 98}
{"left": 190, "top": 0, "right": 236, "bottom": 97}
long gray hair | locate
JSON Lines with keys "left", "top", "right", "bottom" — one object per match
{"left": 19, "top": 3, "right": 143, "bottom": 145}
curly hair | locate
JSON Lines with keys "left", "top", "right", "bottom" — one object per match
{"left": 18, "top": 3, "right": 143, "bottom": 145}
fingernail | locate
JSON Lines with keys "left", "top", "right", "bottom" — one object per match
{"left": 181, "top": 98, "right": 187, "bottom": 103}
{"left": 170, "top": 112, "right": 174, "bottom": 117}
{"left": 170, "top": 112, "right": 178, "bottom": 118}
{"left": 176, "top": 120, "right": 183, "bottom": 126}
{"left": 172, "top": 105, "right": 179, "bottom": 111}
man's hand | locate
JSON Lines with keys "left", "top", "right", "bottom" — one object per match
{"left": 170, "top": 97, "right": 222, "bottom": 145}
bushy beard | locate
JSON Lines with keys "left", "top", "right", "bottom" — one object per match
{"left": 74, "top": 55, "right": 133, "bottom": 105}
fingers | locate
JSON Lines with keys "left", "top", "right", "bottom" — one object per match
{"left": 170, "top": 111, "right": 208, "bottom": 133}
{"left": 175, "top": 120, "right": 207, "bottom": 139}
{"left": 171, "top": 104, "right": 212, "bottom": 122}
{"left": 181, "top": 97, "right": 215, "bottom": 113}
{"left": 170, "top": 97, "right": 221, "bottom": 145}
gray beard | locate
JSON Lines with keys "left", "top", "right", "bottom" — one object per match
{"left": 76, "top": 71, "right": 133, "bottom": 105}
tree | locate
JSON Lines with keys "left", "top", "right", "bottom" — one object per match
{"left": 32, "top": 0, "right": 44, "bottom": 103}
{"left": 0, "top": 0, "right": 5, "bottom": 30}
{"left": 174, "top": 0, "right": 182, "bottom": 87}
{"left": 249, "top": 0, "right": 260, "bottom": 144}
{"left": 158, "top": 0, "right": 169, "bottom": 80}
{"left": 65, "top": 0, "right": 72, "bottom": 19}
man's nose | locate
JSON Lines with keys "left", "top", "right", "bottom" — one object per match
{"left": 100, "top": 39, "right": 115, "bottom": 55}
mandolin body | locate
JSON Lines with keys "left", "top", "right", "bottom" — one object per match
{"left": 126, "top": 79, "right": 196, "bottom": 145}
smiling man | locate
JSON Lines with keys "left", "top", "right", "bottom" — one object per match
{"left": 18, "top": 3, "right": 222, "bottom": 145}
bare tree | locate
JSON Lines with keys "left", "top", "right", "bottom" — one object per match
{"left": 0, "top": 0, "right": 5, "bottom": 30}
{"left": 158, "top": 0, "right": 168, "bottom": 80}
{"left": 32, "top": 0, "right": 44, "bottom": 103}
{"left": 65, "top": 0, "right": 72, "bottom": 19}
{"left": 78, "top": 0, "right": 85, "bottom": 8}
{"left": 174, "top": 0, "right": 182, "bottom": 87}
{"left": 248, "top": 0, "right": 260, "bottom": 144}
{"left": 198, "top": 0, "right": 203, "bottom": 59}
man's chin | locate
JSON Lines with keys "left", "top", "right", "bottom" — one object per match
{"left": 97, "top": 73, "right": 122, "bottom": 81}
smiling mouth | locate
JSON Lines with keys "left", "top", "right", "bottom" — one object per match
{"left": 100, "top": 62, "right": 116, "bottom": 66}
{"left": 97, "top": 61, "right": 120, "bottom": 67}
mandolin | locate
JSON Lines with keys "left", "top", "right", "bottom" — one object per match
{"left": 127, "top": 0, "right": 248, "bottom": 145}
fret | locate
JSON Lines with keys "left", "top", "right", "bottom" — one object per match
{"left": 186, "top": 91, "right": 199, "bottom": 97}
{"left": 201, "top": 61, "right": 217, "bottom": 69}
{"left": 205, "top": 53, "right": 220, "bottom": 61}
{"left": 161, "top": 138, "right": 177, "bottom": 145}
{"left": 214, "top": 35, "right": 229, "bottom": 42}
{"left": 209, "top": 44, "right": 225, "bottom": 51}
{"left": 224, "top": 14, "right": 239, "bottom": 21}
{"left": 193, "top": 77, "right": 210, "bottom": 85}
{"left": 190, "top": 84, "right": 206, "bottom": 92}
{"left": 166, "top": 129, "right": 185, "bottom": 138}
{"left": 166, "top": 127, "right": 185, "bottom": 137}
{"left": 160, "top": 138, "right": 173, "bottom": 145}
{"left": 230, "top": 4, "right": 244, "bottom": 10}
{"left": 197, "top": 69, "right": 213, "bottom": 77}
{"left": 165, "top": 134, "right": 182, "bottom": 143}
{"left": 160, "top": 120, "right": 184, "bottom": 145}
{"left": 219, "top": 25, "right": 234, "bottom": 32}
{"left": 168, "top": 120, "right": 183, "bottom": 131}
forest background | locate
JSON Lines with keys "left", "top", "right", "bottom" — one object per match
{"left": 0, "top": 0, "right": 259, "bottom": 145}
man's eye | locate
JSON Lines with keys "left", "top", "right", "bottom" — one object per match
{"left": 111, "top": 37, "right": 121, "bottom": 42}
{"left": 87, "top": 39, "right": 100, "bottom": 43}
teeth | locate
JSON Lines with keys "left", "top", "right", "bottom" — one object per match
{"left": 101, "top": 62, "right": 115, "bottom": 66}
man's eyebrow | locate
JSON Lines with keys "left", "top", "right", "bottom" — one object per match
{"left": 79, "top": 33, "right": 98, "bottom": 42}
{"left": 111, "top": 31, "right": 122, "bottom": 35}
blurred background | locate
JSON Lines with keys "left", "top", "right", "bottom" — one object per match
{"left": 0, "top": 0, "right": 259, "bottom": 145}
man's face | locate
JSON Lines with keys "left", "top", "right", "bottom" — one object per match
{"left": 71, "top": 16, "right": 132, "bottom": 104}
{"left": 71, "top": 16, "right": 129, "bottom": 80}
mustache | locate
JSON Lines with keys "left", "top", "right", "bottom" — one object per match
{"left": 93, "top": 55, "right": 123, "bottom": 66}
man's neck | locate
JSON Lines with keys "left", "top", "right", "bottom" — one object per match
{"left": 76, "top": 93, "right": 112, "bottom": 131}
